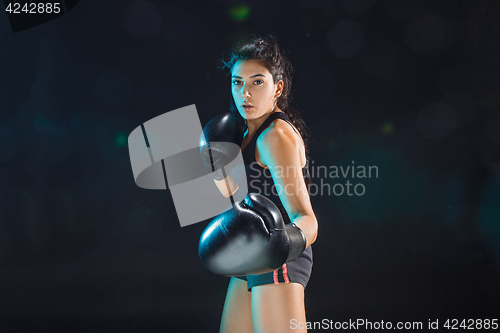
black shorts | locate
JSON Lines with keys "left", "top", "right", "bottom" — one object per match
{"left": 234, "top": 246, "right": 313, "bottom": 291}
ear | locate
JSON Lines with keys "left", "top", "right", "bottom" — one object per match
{"left": 275, "top": 80, "right": 284, "bottom": 98}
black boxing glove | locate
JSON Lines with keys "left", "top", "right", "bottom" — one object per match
{"left": 199, "top": 112, "right": 244, "bottom": 181}
{"left": 198, "top": 192, "right": 307, "bottom": 276}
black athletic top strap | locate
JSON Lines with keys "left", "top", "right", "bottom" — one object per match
{"left": 242, "top": 111, "right": 308, "bottom": 177}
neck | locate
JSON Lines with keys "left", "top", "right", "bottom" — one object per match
{"left": 246, "top": 108, "right": 281, "bottom": 136}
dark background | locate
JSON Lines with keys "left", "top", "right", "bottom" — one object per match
{"left": 1, "top": 0, "right": 499, "bottom": 332}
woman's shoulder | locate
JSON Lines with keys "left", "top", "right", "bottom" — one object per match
{"left": 257, "top": 118, "right": 297, "bottom": 147}
{"left": 255, "top": 113, "right": 307, "bottom": 168}
{"left": 256, "top": 116, "right": 304, "bottom": 161}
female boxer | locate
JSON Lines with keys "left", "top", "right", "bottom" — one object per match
{"left": 218, "top": 35, "right": 318, "bottom": 333}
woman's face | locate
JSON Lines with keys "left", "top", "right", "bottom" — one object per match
{"left": 231, "top": 59, "right": 282, "bottom": 121}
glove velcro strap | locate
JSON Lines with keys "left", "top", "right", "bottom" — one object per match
{"left": 285, "top": 223, "right": 307, "bottom": 262}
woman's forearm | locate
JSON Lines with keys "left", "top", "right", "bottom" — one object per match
{"left": 292, "top": 214, "right": 318, "bottom": 249}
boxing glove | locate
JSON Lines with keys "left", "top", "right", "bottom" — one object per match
{"left": 199, "top": 112, "right": 244, "bottom": 181}
{"left": 198, "top": 192, "right": 307, "bottom": 276}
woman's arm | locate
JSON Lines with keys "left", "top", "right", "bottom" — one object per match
{"left": 256, "top": 121, "right": 318, "bottom": 248}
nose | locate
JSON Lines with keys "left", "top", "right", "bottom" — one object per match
{"left": 241, "top": 84, "right": 250, "bottom": 99}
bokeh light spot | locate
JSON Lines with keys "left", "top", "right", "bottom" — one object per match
{"left": 115, "top": 132, "right": 128, "bottom": 147}
{"left": 380, "top": 121, "right": 394, "bottom": 135}
{"left": 404, "top": 13, "right": 448, "bottom": 54}
{"left": 416, "top": 102, "right": 457, "bottom": 140}
{"left": 228, "top": 5, "right": 251, "bottom": 21}
{"left": 123, "top": 1, "right": 162, "bottom": 39}
{"left": 328, "top": 138, "right": 335, "bottom": 149}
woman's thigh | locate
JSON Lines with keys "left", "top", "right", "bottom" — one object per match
{"left": 250, "top": 282, "right": 307, "bottom": 333}
{"left": 219, "top": 277, "right": 254, "bottom": 333}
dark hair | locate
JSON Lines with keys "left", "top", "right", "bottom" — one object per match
{"left": 220, "top": 35, "right": 311, "bottom": 166}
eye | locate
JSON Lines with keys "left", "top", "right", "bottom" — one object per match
{"left": 254, "top": 80, "right": 263, "bottom": 85}
{"left": 232, "top": 80, "right": 242, "bottom": 86}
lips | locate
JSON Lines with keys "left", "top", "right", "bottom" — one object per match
{"left": 242, "top": 103, "right": 253, "bottom": 110}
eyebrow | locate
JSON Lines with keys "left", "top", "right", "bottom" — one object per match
{"left": 231, "top": 74, "right": 266, "bottom": 79}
